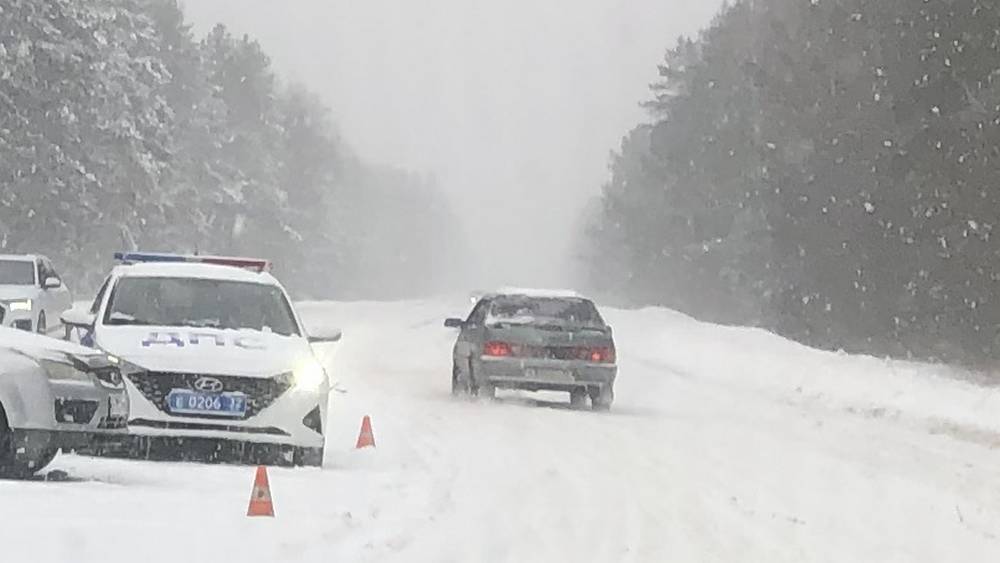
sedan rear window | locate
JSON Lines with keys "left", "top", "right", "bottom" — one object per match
{"left": 488, "top": 297, "right": 605, "bottom": 327}
{"left": 0, "top": 260, "right": 36, "bottom": 285}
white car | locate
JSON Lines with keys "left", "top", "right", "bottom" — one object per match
{"left": 62, "top": 252, "right": 341, "bottom": 467}
{"left": 0, "top": 254, "right": 72, "bottom": 334}
{"left": 0, "top": 327, "right": 128, "bottom": 477}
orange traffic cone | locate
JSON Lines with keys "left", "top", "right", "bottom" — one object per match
{"left": 356, "top": 415, "right": 376, "bottom": 449}
{"left": 247, "top": 465, "right": 275, "bottom": 517}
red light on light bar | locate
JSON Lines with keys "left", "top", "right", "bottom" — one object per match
{"left": 198, "top": 256, "right": 270, "bottom": 272}
{"left": 114, "top": 252, "right": 270, "bottom": 272}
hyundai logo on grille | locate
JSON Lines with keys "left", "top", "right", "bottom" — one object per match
{"left": 193, "top": 376, "right": 224, "bottom": 393}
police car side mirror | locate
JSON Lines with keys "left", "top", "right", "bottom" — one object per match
{"left": 43, "top": 276, "right": 62, "bottom": 290}
{"left": 444, "top": 318, "right": 465, "bottom": 329}
{"left": 61, "top": 307, "right": 96, "bottom": 330}
{"left": 307, "top": 328, "right": 342, "bottom": 344}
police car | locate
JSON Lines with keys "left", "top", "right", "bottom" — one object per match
{"left": 61, "top": 252, "right": 341, "bottom": 466}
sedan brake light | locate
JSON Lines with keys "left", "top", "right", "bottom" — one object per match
{"left": 483, "top": 341, "right": 513, "bottom": 357}
{"left": 586, "top": 346, "right": 616, "bottom": 364}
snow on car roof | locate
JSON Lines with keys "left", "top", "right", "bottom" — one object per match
{"left": 115, "top": 262, "right": 280, "bottom": 285}
{"left": 0, "top": 327, "right": 103, "bottom": 360}
{"left": 494, "top": 287, "right": 586, "bottom": 299}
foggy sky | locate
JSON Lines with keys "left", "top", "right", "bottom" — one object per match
{"left": 184, "top": 0, "right": 723, "bottom": 291}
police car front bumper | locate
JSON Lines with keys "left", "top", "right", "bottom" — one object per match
{"left": 122, "top": 371, "right": 327, "bottom": 449}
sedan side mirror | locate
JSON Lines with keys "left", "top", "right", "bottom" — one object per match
{"left": 43, "top": 276, "right": 62, "bottom": 290}
{"left": 61, "top": 307, "right": 96, "bottom": 330}
{"left": 307, "top": 328, "right": 343, "bottom": 344}
{"left": 444, "top": 318, "right": 465, "bottom": 328}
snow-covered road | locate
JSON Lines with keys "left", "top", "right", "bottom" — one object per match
{"left": 3, "top": 298, "right": 1000, "bottom": 562}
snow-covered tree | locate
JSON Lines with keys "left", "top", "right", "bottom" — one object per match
{"left": 0, "top": 0, "right": 462, "bottom": 299}
{"left": 586, "top": 0, "right": 1000, "bottom": 364}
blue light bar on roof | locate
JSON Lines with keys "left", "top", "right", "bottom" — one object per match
{"left": 113, "top": 252, "right": 187, "bottom": 264}
{"left": 113, "top": 252, "right": 270, "bottom": 272}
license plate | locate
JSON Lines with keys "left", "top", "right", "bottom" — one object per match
{"left": 166, "top": 389, "right": 247, "bottom": 417}
{"left": 528, "top": 369, "right": 575, "bottom": 383}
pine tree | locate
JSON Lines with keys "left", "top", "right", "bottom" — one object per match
{"left": 586, "top": 0, "right": 1000, "bottom": 364}
{"left": 0, "top": 0, "right": 175, "bottom": 287}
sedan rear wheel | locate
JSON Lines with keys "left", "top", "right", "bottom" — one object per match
{"left": 475, "top": 382, "right": 496, "bottom": 400}
{"left": 451, "top": 364, "right": 470, "bottom": 397}
{"left": 590, "top": 386, "right": 614, "bottom": 412}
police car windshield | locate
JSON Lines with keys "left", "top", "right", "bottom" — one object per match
{"left": 0, "top": 260, "right": 35, "bottom": 285}
{"left": 103, "top": 277, "right": 300, "bottom": 336}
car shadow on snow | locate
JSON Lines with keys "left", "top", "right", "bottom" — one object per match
{"left": 502, "top": 396, "right": 577, "bottom": 411}
{"left": 467, "top": 392, "right": 664, "bottom": 419}
{"left": 0, "top": 469, "right": 91, "bottom": 483}
{"left": 486, "top": 392, "right": 614, "bottom": 414}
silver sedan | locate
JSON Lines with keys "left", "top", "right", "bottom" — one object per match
{"left": 0, "top": 328, "right": 128, "bottom": 477}
{"left": 447, "top": 290, "right": 618, "bottom": 410}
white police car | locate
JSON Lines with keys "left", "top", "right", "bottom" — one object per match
{"left": 61, "top": 253, "right": 341, "bottom": 466}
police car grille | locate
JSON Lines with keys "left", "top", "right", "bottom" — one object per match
{"left": 127, "top": 372, "right": 293, "bottom": 418}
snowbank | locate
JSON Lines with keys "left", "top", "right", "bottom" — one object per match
{"left": 606, "top": 306, "right": 1000, "bottom": 438}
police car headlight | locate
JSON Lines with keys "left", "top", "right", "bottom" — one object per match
{"left": 7, "top": 299, "right": 32, "bottom": 312}
{"left": 39, "top": 359, "right": 91, "bottom": 382}
{"left": 291, "top": 358, "right": 327, "bottom": 390}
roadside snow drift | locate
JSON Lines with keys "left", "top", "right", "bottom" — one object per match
{"left": 2, "top": 298, "right": 999, "bottom": 562}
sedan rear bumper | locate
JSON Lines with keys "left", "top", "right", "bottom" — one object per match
{"left": 476, "top": 357, "right": 616, "bottom": 392}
